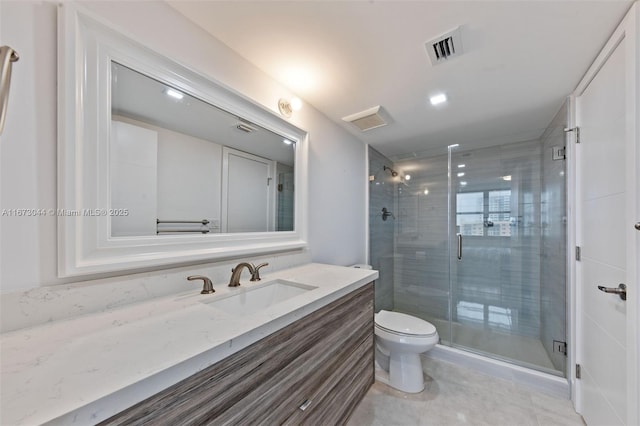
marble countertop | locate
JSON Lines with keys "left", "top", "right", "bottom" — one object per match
{"left": 0, "top": 263, "right": 378, "bottom": 425}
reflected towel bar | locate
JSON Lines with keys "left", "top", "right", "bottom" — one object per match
{"left": 157, "top": 229, "right": 210, "bottom": 234}
{"left": 157, "top": 219, "right": 210, "bottom": 225}
{"left": 0, "top": 45, "right": 19, "bottom": 135}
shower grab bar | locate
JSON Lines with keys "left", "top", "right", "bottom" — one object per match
{"left": 457, "top": 233, "right": 462, "bottom": 260}
{"left": 0, "top": 45, "right": 19, "bottom": 136}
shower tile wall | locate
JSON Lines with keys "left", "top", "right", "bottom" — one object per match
{"left": 539, "top": 101, "right": 568, "bottom": 373}
{"left": 368, "top": 147, "right": 395, "bottom": 312}
{"left": 393, "top": 154, "right": 451, "bottom": 340}
{"left": 276, "top": 163, "right": 294, "bottom": 231}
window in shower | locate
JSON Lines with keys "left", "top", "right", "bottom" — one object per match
{"left": 456, "top": 190, "right": 512, "bottom": 237}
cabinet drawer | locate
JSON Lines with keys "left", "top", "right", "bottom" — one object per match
{"left": 215, "top": 294, "right": 373, "bottom": 425}
{"left": 283, "top": 334, "right": 374, "bottom": 426}
{"left": 100, "top": 283, "right": 374, "bottom": 426}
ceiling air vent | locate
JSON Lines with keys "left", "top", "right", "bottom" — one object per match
{"left": 342, "top": 106, "right": 388, "bottom": 132}
{"left": 426, "top": 26, "right": 463, "bottom": 65}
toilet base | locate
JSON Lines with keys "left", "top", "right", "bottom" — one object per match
{"left": 375, "top": 343, "right": 425, "bottom": 393}
{"left": 389, "top": 352, "right": 425, "bottom": 393}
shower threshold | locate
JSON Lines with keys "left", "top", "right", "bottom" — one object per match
{"left": 424, "top": 345, "right": 569, "bottom": 399}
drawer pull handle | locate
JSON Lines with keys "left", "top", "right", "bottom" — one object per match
{"left": 299, "top": 399, "right": 312, "bottom": 411}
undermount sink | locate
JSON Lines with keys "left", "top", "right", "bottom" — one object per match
{"left": 201, "top": 280, "right": 317, "bottom": 315}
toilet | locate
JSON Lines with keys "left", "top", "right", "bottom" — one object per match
{"left": 374, "top": 310, "right": 439, "bottom": 393}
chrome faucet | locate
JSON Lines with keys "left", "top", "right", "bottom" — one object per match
{"left": 228, "top": 262, "right": 255, "bottom": 287}
{"left": 187, "top": 275, "right": 215, "bottom": 294}
{"left": 250, "top": 262, "right": 269, "bottom": 281}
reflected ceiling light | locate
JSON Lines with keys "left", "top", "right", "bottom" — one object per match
{"left": 404, "top": 174, "right": 411, "bottom": 181}
{"left": 457, "top": 172, "right": 465, "bottom": 177}
{"left": 430, "top": 93, "right": 447, "bottom": 106}
{"left": 424, "top": 189, "right": 429, "bottom": 195}
{"left": 448, "top": 144, "right": 459, "bottom": 148}
{"left": 283, "top": 138, "right": 294, "bottom": 145}
{"left": 502, "top": 175, "right": 512, "bottom": 181}
{"left": 458, "top": 164, "right": 466, "bottom": 168}
{"left": 165, "top": 88, "right": 184, "bottom": 100}
{"left": 460, "top": 181, "right": 467, "bottom": 186}
{"left": 290, "top": 97, "right": 303, "bottom": 111}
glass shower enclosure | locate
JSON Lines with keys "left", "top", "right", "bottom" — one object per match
{"left": 369, "top": 103, "right": 568, "bottom": 377}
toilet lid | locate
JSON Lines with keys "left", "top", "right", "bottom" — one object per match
{"left": 375, "top": 310, "right": 437, "bottom": 337}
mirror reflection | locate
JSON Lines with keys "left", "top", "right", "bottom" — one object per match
{"left": 110, "top": 62, "right": 295, "bottom": 237}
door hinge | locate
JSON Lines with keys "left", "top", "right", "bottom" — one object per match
{"left": 552, "top": 146, "right": 566, "bottom": 160}
{"left": 575, "top": 246, "right": 581, "bottom": 261}
{"left": 576, "top": 364, "right": 581, "bottom": 379}
{"left": 553, "top": 340, "right": 567, "bottom": 356}
{"left": 564, "top": 126, "right": 580, "bottom": 143}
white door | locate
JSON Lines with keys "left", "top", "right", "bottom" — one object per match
{"left": 221, "top": 147, "right": 275, "bottom": 233}
{"left": 574, "top": 5, "right": 638, "bottom": 425}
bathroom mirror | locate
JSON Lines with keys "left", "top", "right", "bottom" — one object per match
{"left": 110, "top": 62, "right": 295, "bottom": 236}
{"left": 57, "top": 5, "right": 308, "bottom": 277}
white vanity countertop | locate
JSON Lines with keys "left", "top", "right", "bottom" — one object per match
{"left": 0, "top": 263, "right": 378, "bottom": 426}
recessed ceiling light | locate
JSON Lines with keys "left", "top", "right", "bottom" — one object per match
{"left": 165, "top": 88, "right": 184, "bottom": 100}
{"left": 404, "top": 174, "right": 411, "bottom": 181}
{"left": 502, "top": 175, "right": 512, "bottom": 181}
{"left": 430, "top": 93, "right": 447, "bottom": 106}
{"left": 457, "top": 172, "right": 465, "bottom": 177}
{"left": 423, "top": 189, "right": 429, "bottom": 195}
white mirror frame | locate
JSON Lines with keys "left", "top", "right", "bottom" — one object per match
{"left": 57, "top": 4, "right": 308, "bottom": 277}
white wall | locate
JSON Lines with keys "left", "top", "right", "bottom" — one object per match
{"left": 0, "top": 1, "right": 367, "bottom": 293}
{"left": 110, "top": 120, "right": 159, "bottom": 237}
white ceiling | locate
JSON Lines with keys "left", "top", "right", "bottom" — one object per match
{"left": 111, "top": 62, "right": 295, "bottom": 166}
{"left": 169, "top": 0, "right": 632, "bottom": 159}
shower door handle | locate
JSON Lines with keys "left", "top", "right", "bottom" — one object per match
{"left": 457, "top": 233, "right": 462, "bottom": 260}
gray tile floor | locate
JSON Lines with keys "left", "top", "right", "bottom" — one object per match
{"left": 348, "top": 358, "right": 584, "bottom": 426}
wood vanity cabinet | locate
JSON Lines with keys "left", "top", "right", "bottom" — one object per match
{"left": 100, "top": 283, "right": 374, "bottom": 426}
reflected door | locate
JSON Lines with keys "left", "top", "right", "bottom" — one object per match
{"left": 222, "top": 148, "right": 276, "bottom": 233}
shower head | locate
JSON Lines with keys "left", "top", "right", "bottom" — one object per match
{"left": 384, "top": 165, "right": 398, "bottom": 177}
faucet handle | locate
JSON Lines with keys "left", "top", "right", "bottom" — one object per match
{"left": 187, "top": 275, "right": 215, "bottom": 294}
{"left": 250, "top": 263, "right": 269, "bottom": 281}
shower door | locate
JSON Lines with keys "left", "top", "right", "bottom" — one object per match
{"left": 448, "top": 142, "right": 566, "bottom": 376}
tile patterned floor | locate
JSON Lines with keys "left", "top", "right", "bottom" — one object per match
{"left": 348, "top": 358, "right": 584, "bottom": 426}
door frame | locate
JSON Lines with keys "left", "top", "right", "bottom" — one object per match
{"left": 570, "top": 3, "right": 638, "bottom": 423}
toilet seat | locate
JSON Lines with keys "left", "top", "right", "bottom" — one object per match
{"left": 375, "top": 310, "right": 437, "bottom": 337}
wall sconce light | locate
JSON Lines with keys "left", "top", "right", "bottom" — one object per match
{"left": 278, "top": 97, "right": 302, "bottom": 118}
